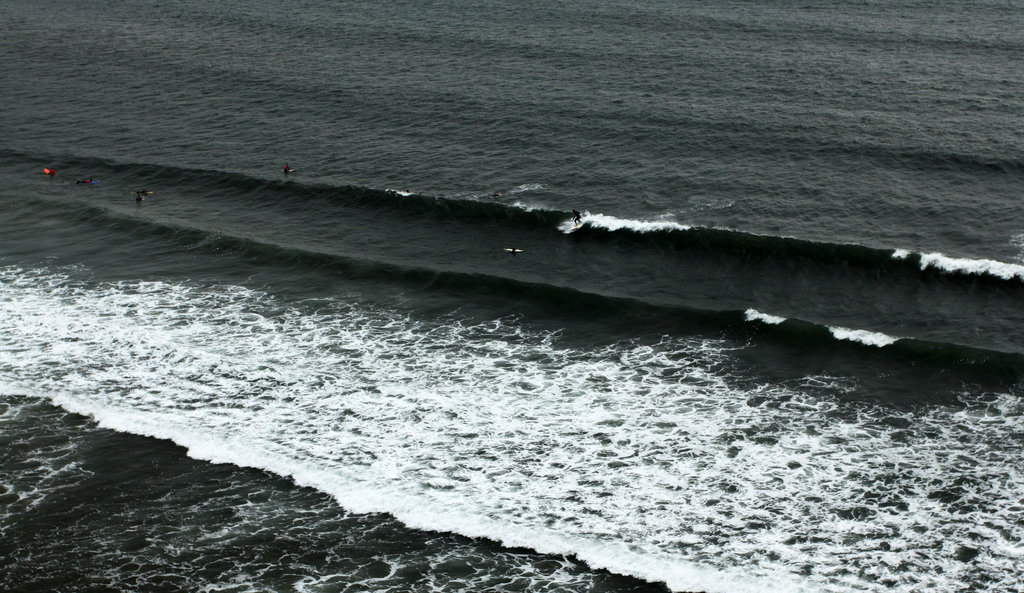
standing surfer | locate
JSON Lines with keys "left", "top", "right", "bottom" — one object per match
{"left": 572, "top": 209, "right": 582, "bottom": 224}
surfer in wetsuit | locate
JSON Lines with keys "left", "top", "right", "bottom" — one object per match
{"left": 76, "top": 178, "right": 96, "bottom": 184}
{"left": 43, "top": 168, "right": 56, "bottom": 176}
{"left": 572, "top": 209, "right": 582, "bottom": 224}
{"left": 283, "top": 163, "right": 293, "bottom": 174}
{"left": 133, "top": 189, "right": 150, "bottom": 201}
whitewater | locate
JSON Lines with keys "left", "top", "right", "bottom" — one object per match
{"left": 3, "top": 266, "right": 1022, "bottom": 593}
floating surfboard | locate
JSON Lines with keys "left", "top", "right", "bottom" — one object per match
{"left": 504, "top": 248, "right": 523, "bottom": 254}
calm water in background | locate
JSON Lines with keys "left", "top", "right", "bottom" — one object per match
{"left": 2, "top": 1, "right": 1023, "bottom": 592}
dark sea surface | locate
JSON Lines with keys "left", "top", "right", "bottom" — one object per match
{"left": 2, "top": 1, "right": 1023, "bottom": 592}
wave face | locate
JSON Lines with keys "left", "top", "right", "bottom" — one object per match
{"left": 9, "top": 150, "right": 1024, "bottom": 366}
{"left": 11, "top": 145, "right": 1024, "bottom": 289}
{"left": 3, "top": 266, "right": 1023, "bottom": 593}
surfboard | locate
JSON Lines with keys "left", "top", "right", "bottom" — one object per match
{"left": 504, "top": 248, "right": 523, "bottom": 254}
{"left": 559, "top": 220, "right": 583, "bottom": 234}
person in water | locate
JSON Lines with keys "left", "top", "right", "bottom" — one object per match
{"left": 133, "top": 189, "right": 150, "bottom": 201}
{"left": 43, "top": 168, "right": 56, "bottom": 176}
{"left": 76, "top": 178, "right": 96, "bottom": 184}
{"left": 572, "top": 209, "right": 582, "bottom": 224}
{"left": 283, "top": 163, "right": 293, "bottom": 174}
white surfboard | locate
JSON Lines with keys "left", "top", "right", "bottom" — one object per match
{"left": 559, "top": 219, "right": 584, "bottom": 233}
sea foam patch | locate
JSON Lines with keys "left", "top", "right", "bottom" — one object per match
{"left": 2, "top": 265, "right": 1023, "bottom": 593}
{"left": 917, "top": 252, "right": 1024, "bottom": 280}
{"left": 828, "top": 326, "right": 899, "bottom": 347}
{"left": 744, "top": 308, "right": 786, "bottom": 325}
{"left": 507, "top": 183, "right": 545, "bottom": 194}
{"left": 557, "top": 212, "right": 691, "bottom": 234}
{"left": 891, "top": 249, "right": 1024, "bottom": 281}
{"left": 583, "top": 213, "right": 690, "bottom": 233}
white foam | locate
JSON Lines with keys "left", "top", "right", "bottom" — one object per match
{"left": 583, "top": 212, "right": 690, "bottom": 233}
{"left": 917, "top": 252, "right": 1024, "bottom": 280}
{"left": 3, "top": 265, "right": 1023, "bottom": 593}
{"left": 507, "top": 183, "right": 545, "bottom": 194}
{"left": 511, "top": 200, "right": 547, "bottom": 213}
{"left": 890, "top": 249, "right": 1024, "bottom": 281}
{"left": 556, "top": 212, "right": 691, "bottom": 234}
{"left": 0, "top": 390, "right": 94, "bottom": 516}
{"left": 744, "top": 308, "right": 786, "bottom": 325}
{"left": 828, "top": 326, "right": 899, "bottom": 347}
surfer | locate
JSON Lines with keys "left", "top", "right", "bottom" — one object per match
{"left": 572, "top": 209, "right": 582, "bottom": 224}
{"left": 43, "top": 168, "right": 56, "bottom": 176}
{"left": 133, "top": 189, "right": 150, "bottom": 201}
{"left": 76, "top": 178, "right": 96, "bottom": 184}
{"left": 493, "top": 191, "right": 502, "bottom": 197}
{"left": 283, "top": 163, "right": 293, "bottom": 174}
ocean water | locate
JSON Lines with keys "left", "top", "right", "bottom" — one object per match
{"left": 2, "top": 1, "right": 1023, "bottom": 592}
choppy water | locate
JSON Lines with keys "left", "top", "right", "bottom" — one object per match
{"left": 2, "top": 1, "right": 1023, "bottom": 592}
